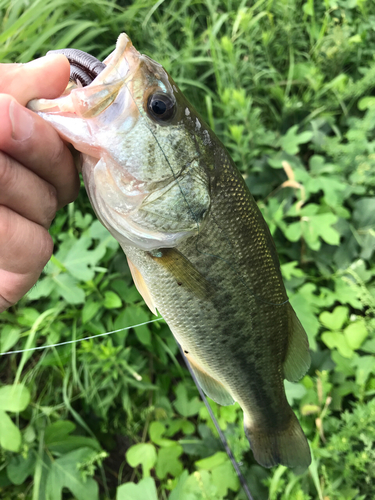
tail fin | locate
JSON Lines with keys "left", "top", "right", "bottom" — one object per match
{"left": 244, "top": 411, "right": 311, "bottom": 475}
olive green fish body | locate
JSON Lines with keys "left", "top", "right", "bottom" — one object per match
{"left": 123, "top": 145, "right": 310, "bottom": 471}
{"left": 28, "top": 33, "right": 311, "bottom": 473}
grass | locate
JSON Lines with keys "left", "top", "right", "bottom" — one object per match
{"left": 0, "top": 0, "right": 375, "bottom": 499}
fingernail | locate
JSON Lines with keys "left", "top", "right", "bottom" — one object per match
{"left": 9, "top": 100, "right": 34, "bottom": 142}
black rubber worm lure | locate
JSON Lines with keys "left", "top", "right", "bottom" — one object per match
{"left": 47, "top": 48, "right": 106, "bottom": 86}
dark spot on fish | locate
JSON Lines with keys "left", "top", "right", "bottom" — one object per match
{"left": 177, "top": 282, "right": 183, "bottom": 286}
{"left": 235, "top": 355, "right": 282, "bottom": 428}
{"left": 184, "top": 350, "right": 188, "bottom": 354}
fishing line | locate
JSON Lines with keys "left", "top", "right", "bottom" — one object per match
{"left": 179, "top": 344, "right": 254, "bottom": 500}
{"left": 118, "top": 75, "right": 257, "bottom": 498}
{"left": 0, "top": 318, "right": 162, "bottom": 356}
{"left": 4, "top": 49, "right": 273, "bottom": 500}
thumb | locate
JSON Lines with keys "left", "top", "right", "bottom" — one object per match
{"left": 0, "top": 54, "right": 70, "bottom": 106}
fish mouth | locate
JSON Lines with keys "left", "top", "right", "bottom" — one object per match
{"left": 28, "top": 33, "right": 142, "bottom": 117}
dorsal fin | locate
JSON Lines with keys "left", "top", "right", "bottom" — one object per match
{"left": 127, "top": 257, "right": 157, "bottom": 316}
{"left": 283, "top": 305, "right": 311, "bottom": 382}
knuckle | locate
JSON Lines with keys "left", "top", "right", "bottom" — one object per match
{"left": 48, "top": 135, "right": 66, "bottom": 170}
{"left": 0, "top": 95, "right": 13, "bottom": 148}
{"left": 42, "top": 185, "right": 58, "bottom": 227}
{"left": 0, "top": 205, "right": 12, "bottom": 241}
{"left": 0, "top": 66, "right": 19, "bottom": 93}
{"left": 37, "top": 230, "right": 54, "bottom": 268}
{"left": 0, "top": 291, "right": 14, "bottom": 312}
{"left": 65, "top": 172, "right": 81, "bottom": 206}
{"left": 0, "top": 152, "right": 15, "bottom": 193}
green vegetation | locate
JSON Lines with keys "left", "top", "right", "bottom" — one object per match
{"left": 0, "top": 0, "right": 375, "bottom": 498}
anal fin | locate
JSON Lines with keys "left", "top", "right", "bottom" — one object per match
{"left": 127, "top": 257, "right": 157, "bottom": 316}
{"left": 184, "top": 353, "right": 234, "bottom": 406}
{"left": 283, "top": 305, "right": 311, "bottom": 382}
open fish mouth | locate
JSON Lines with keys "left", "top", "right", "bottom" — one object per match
{"left": 28, "top": 34, "right": 141, "bottom": 120}
{"left": 27, "top": 34, "right": 207, "bottom": 251}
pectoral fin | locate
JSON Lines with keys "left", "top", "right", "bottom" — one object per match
{"left": 283, "top": 305, "right": 311, "bottom": 383}
{"left": 149, "top": 248, "right": 214, "bottom": 301}
{"left": 127, "top": 257, "right": 157, "bottom": 316}
{"left": 184, "top": 353, "right": 234, "bottom": 406}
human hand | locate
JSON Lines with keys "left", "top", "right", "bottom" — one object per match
{"left": 0, "top": 55, "right": 80, "bottom": 312}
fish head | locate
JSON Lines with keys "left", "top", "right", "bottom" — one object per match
{"left": 28, "top": 33, "right": 215, "bottom": 250}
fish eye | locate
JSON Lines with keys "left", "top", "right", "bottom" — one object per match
{"left": 147, "top": 92, "right": 175, "bottom": 122}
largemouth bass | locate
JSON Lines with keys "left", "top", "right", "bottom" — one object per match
{"left": 28, "top": 33, "right": 311, "bottom": 473}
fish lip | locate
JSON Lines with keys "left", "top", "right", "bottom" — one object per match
{"left": 27, "top": 33, "right": 141, "bottom": 114}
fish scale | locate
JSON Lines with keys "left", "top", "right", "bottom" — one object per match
{"left": 28, "top": 32, "right": 311, "bottom": 473}
{"left": 123, "top": 152, "right": 296, "bottom": 433}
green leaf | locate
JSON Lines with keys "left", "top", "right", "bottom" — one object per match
{"left": 181, "top": 420, "right": 195, "bottom": 435}
{"left": 195, "top": 451, "right": 227, "bottom": 469}
{"left": 300, "top": 211, "right": 340, "bottom": 250}
{"left": 334, "top": 276, "right": 362, "bottom": 309}
{"left": 284, "top": 381, "right": 307, "bottom": 405}
{"left": 45, "top": 421, "right": 76, "bottom": 444}
{"left": 61, "top": 235, "right": 105, "bottom": 281}
{"left": 284, "top": 222, "right": 301, "bottom": 242}
{"left": 173, "top": 384, "right": 202, "bottom": 417}
{"left": 149, "top": 421, "right": 175, "bottom": 447}
{"left": 290, "top": 284, "right": 321, "bottom": 350}
{"left": 353, "top": 356, "right": 375, "bottom": 386}
{"left": 320, "top": 306, "right": 349, "bottom": 331}
{"left": 111, "top": 280, "right": 141, "bottom": 303}
{"left": 210, "top": 460, "right": 239, "bottom": 497}
{"left": 45, "top": 447, "right": 99, "bottom": 500}
{"left": 0, "top": 410, "right": 21, "bottom": 451}
{"left": 53, "top": 274, "right": 85, "bottom": 304}
{"left": 155, "top": 445, "right": 183, "bottom": 479}
{"left": 89, "top": 220, "right": 118, "bottom": 249}
{"left": 7, "top": 451, "right": 35, "bottom": 485}
{"left": 168, "top": 470, "right": 191, "bottom": 500}
{"left": 82, "top": 300, "right": 102, "bottom": 323}
{"left": 0, "top": 325, "right": 20, "bottom": 353}
{"left": 178, "top": 469, "right": 218, "bottom": 498}
{"left": 281, "top": 261, "right": 305, "bottom": 281}
{"left": 27, "top": 276, "right": 55, "bottom": 300}
{"left": 0, "top": 385, "right": 30, "bottom": 412}
{"left": 73, "top": 211, "right": 93, "bottom": 229}
{"left": 119, "top": 306, "right": 151, "bottom": 345}
{"left": 358, "top": 97, "right": 375, "bottom": 110}
{"left": 280, "top": 125, "right": 313, "bottom": 155}
{"left": 47, "top": 436, "right": 102, "bottom": 455}
{"left": 126, "top": 443, "right": 157, "bottom": 477}
{"left": 344, "top": 320, "right": 368, "bottom": 350}
{"left": 44, "top": 420, "right": 101, "bottom": 454}
{"left": 103, "top": 291, "right": 122, "bottom": 309}
{"left": 17, "top": 307, "right": 40, "bottom": 326}
{"left": 321, "top": 331, "right": 354, "bottom": 358}
{"left": 116, "top": 477, "right": 158, "bottom": 500}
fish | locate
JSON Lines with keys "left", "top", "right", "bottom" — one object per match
{"left": 28, "top": 33, "right": 311, "bottom": 473}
